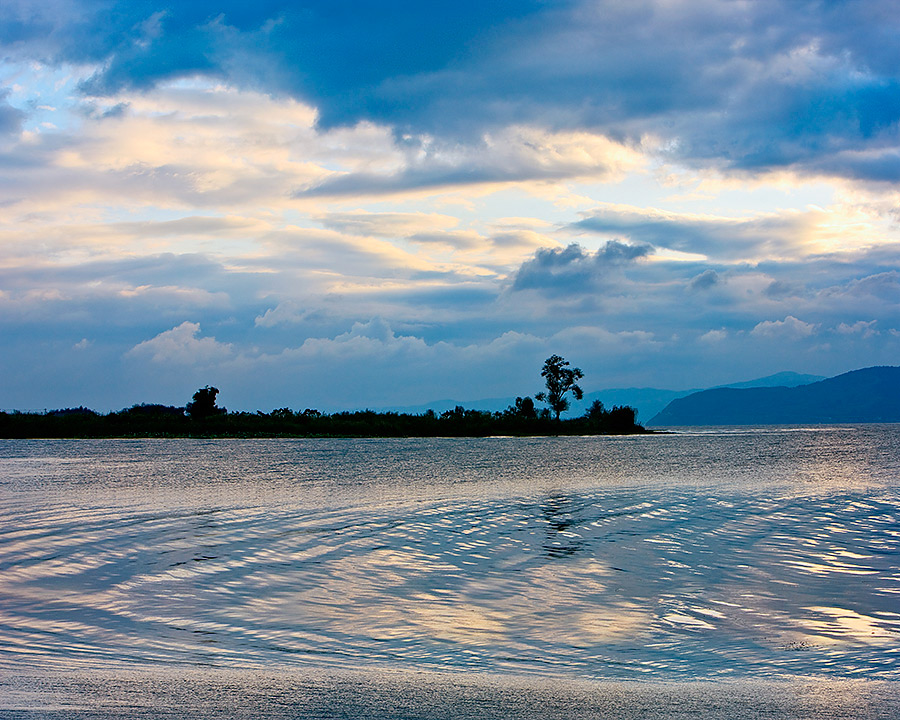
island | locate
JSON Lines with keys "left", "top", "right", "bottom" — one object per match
{"left": 0, "top": 356, "right": 647, "bottom": 438}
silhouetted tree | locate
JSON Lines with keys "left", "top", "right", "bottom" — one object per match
{"left": 536, "top": 355, "right": 584, "bottom": 420}
{"left": 186, "top": 386, "right": 225, "bottom": 419}
{"left": 605, "top": 405, "right": 638, "bottom": 433}
{"left": 505, "top": 396, "right": 538, "bottom": 419}
{"left": 121, "top": 403, "right": 185, "bottom": 417}
{"left": 47, "top": 406, "right": 98, "bottom": 417}
{"left": 585, "top": 399, "right": 606, "bottom": 421}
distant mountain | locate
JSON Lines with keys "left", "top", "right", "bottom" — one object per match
{"left": 580, "top": 372, "right": 824, "bottom": 422}
{"left": 376, "top": 371, "right": 824, "bottom": 423}
{"left": 716, "top": 371, "right": 825, "bottom": 390}
{"left": 649, "top": 366, "right": 900, "bottom": 426}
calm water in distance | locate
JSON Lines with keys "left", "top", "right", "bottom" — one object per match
{"left": 1, "top": 426, "right": 899, "bottom": 718}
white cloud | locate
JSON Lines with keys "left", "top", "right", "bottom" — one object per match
{"left": 750, "top": 316, "right": 818, "bottom": 339}
{"left": 298, "top": 125, "right": 646, "bottom": 198}
{"left": 700, "top": 329, "right": 727, "bottom": 343}
{"left": 254, "top": 301, "right": 310, "bottom": 328}
{"left": 835, "top": 320, "right": 878, "bottom": 338}
{"left": 550, "top": 325, "right": 661, "bottom": 351}
{"left": 127, "top": 321, "right": 233, "bottom": 365}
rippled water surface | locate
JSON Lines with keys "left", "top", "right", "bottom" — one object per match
{"left": 1, "top": 427, "right": 899, "bottom": 717}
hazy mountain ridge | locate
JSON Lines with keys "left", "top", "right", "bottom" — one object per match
{"left": 714, "top": 371, "right": 825, "bottom": 390}
{"left": 649, "top": 366, "right": 900, "bottom": 426}
{"left": 378, "top": 371, "right": 825, "bottom": 422}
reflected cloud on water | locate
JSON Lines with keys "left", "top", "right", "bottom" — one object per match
{"left": 0, "top": 428, "right": 899, "bottom": 691}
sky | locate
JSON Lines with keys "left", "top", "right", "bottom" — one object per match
{"left": 1, "top": 0, "right": 899, "bottom": 412}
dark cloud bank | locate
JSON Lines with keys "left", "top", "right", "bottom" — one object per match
{"left": 4, "top": 0, "right": 900, "bottom": 180}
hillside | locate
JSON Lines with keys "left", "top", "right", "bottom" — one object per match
{"left": 381, "top": 372, "right": 823, "bottom": 423}
{"left": 649, "top": 366, "right": 900, "bottom": 426}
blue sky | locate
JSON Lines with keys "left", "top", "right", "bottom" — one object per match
{"left": 1, "top": 0, "right": 899, "bottom": 412}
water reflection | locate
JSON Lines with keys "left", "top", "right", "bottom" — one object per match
{"left": 0, "top": 429, "right": 898, "bottom": 684}
{"left": 540, "top": 493, "right": 586, "bottom": 558}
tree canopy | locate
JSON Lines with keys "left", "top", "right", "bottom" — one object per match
{"left": 535, "top": 355, "right": 584, "bottom": 420}
{"left": 185, "top": 386, "right": 225, "bottom": 419}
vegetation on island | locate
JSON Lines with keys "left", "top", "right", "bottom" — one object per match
{"left": 535, "top": 354, "right": 584, "bottom": 421}
{"left": 0, "top": 356, "right": 646, "bottom": 438}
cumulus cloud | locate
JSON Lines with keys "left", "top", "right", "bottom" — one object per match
{"left": 763, "top": 280, "right": 797, "bottom": 299}
{"left": 689, "top": 269, "right": 719, "bottom": 291}
{"left": 512, "top": 241, "right": 652, "bottom": 295}
{"left": 700, "top": 329, "right": 727, "bottom": 343}
{"left": 127, "top": 321, "right": 233, "bottom": 364}
{"left": 550, "top": 325, "right": 660, "bottom": 352}
{"left": 342, "top": 317, "right": 398, "bottom": 344}
{"left": 836, "top": 320, "right": 878, "bottom": 338}
{"left": 751, "top": 316, "right": 818, "bottom": 339}
{"left": 825, "top": 271, "right": 900, "bottom": 302}
{"left": 254, "top": 301, "right": 312, "bottom": 328}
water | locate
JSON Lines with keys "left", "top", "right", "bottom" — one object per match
{"left": 1, "top": 427, "right": 899, "bottom": 717}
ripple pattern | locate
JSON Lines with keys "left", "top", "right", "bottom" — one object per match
{"left": 0, "top": 430, "right": 899, "bottom": 681}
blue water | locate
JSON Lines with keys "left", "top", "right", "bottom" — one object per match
{"left": 1, "top": 428, "right": 899, "bottom": 717}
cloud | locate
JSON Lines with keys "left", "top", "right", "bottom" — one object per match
{"left": 0, "top": 89, "right": 24, "bottom": 135}
{"left": 824, "top": 271, "right": 900, "bottom": 302}
{"left": 317, "top": 211, "right": 459, "bottom": 238}
{"left": 689, "top": 269, "right": 719, "bottom": 291}
{"left": 254, "top": 301, "right": 312, "bottom": 328}
{"left": 296, "top": 126, "right": 642, "bottom": 197}
{"left": 316, "top": 212, "right": 558, "bottom": 256}
{"left": 699, "top": 329, "right": 727, "bottom": 343}
{"left": 512, "top": 241, "right": 651, "bottom": 295}
{"left": 835, "top": 320, "right": 878, "bottom": 338}
{"left": 3, "top": 2, "right": 900, "bottom": 410}
{"left": 573, "top": 205, "right": 821, "bottom": 262}
{"left": 550, "top": 325, "right": 660, "bottom": 352}
{"left": 110, "top": 215, "right": 270, "bottom": 239}
{"left": 763, "top": 280, "right": 797, "bottom": 299}
{"left": 408, "top": 231, "right": 484, "bottom": 251}
{"left": 126, "top": 321, "right": 233, "bottom": 364}
{"left": 0, "top": 82, "right": 329, "bottom": 215}
{"left": 6, "top": 1, "right": 900, "bottom": 182}
{"left": 235, "top": 321, "right": 554, "bottom": 409}
{"left": 750, "top": 315, "right": 818, "bottom": 339}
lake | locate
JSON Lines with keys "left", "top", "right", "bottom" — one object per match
{"left": 1, "top": 427, "right": 899, "bottom": 718}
